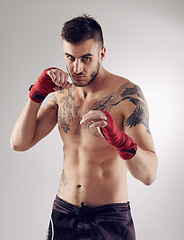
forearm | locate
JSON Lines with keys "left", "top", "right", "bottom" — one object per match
{"left": 126, "top": 147, "right": 158, "bottom": 185}
{"left": 97, "top": 111, "right": 158, "bottom": 185}
{"left": 10, "top": 98, "right": 41, "bottom": 151}
{"left": 10, "top": 68, "right": 69, "bottom": 151}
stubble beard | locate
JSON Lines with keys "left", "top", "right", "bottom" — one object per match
{"left": 67, "top": 62, "right": 100, "bottom": 87}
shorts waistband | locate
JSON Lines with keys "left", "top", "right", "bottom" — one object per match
{"left": 53, "top": 195, "right": 131, "bottom": 214}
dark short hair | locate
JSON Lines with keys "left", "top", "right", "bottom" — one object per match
{"left": 61, "top": 14, "right": 104, "bottom": 47}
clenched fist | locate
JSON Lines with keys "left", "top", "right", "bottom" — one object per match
{"left": 29, "top": 67, "right": 71, "bottom": 103}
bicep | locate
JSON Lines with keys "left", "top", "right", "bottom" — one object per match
{"left": 123, "top": 85, "right": 155, "bottom": 152}
{"left": 30, "top": 95, "right": 58, "bottom": 147}
{"left": 125, "top": 122, "right": 155, "bottom": 153}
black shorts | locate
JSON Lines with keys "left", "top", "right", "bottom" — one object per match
{"left": 46, "top": 195, "right": 136, "bottom": 240}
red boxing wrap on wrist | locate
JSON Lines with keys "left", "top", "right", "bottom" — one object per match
{"left": 101, "top": 111, "right": 137, "bottom": 160}
{"left": 29, "top": 67, "right": 58, "bottom": 103}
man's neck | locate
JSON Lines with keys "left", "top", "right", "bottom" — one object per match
{"left": 76, "top": 67, "right": 108, "bottom": 100}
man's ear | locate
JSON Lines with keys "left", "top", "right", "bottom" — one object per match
{"left": 100, "top": 47, "right": 106, "bottom": 61}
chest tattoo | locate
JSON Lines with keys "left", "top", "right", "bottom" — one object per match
{"left": 58, "top": 84, "right": 150, "bottom": 134}
{"left": 58, "top": 88, "right": 80, "bottom": 133}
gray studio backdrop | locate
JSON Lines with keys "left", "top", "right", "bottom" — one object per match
{"left": 1, "top": 0, "right": 184, "bottom": 239}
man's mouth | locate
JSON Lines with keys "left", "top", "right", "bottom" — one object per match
{"left": 72, "top": 74, "right": 85, "bottom": 79}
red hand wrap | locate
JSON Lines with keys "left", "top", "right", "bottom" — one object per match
{"left": 29, "top": 67, "right": 58, "bottom": 103}
{"left": 101, "top": 111, "right": 137, "bottom": 160}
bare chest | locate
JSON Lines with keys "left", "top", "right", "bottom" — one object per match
{"left": 57, "top": 92, "right": 103, "bottom": 141}
{"left": 56, "top": 85, "right": 128, "bottom": 142}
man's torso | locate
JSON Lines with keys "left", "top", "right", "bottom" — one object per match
{"left": 53, "top": 74, "right": 135, "bottom": 207}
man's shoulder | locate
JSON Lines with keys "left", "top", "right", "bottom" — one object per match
{"left": 111, "top": 75, "right": 145, "bottom": 110}
{"left": 107, "top": 72, "right": 140, "bottom": 95}
{"left": 88, "top": 75, "right": 142, "bottom": 113}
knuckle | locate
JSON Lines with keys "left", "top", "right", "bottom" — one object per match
{"left": 97, "top": 112, "right": 102, "bottom": 119}
{"left": 52, "top": 73, "right": 56, "bottom": 79}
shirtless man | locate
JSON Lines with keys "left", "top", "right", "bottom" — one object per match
{"left": 10, "top": 15, "right": 158, "bottom": 240}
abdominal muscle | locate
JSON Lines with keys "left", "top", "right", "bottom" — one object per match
{"left": 57, "top": 144, "right": 128, "bottom": 207}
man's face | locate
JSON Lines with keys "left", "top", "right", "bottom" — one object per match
{"left": 63, "top": 39, "right": 105, "bottom": 87}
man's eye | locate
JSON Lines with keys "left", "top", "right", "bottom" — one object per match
{"left": 68, "top": 55, "right": 74, "bottom": 61}
{"left": 82, "top": 57, "right": 90, "bottom": 62}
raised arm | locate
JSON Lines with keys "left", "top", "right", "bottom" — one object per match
{"left": 10, "top": 68, "right": 70, "bottom": 151}
{"left": 80, "top": 85, "right": 158, "bottom": 186}
{"left": 122, "top": 85, "right": 158, "bottom": 185}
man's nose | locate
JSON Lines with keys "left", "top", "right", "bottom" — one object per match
{"left": 73, "top": 60, "right": 83, "bottom": 74}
